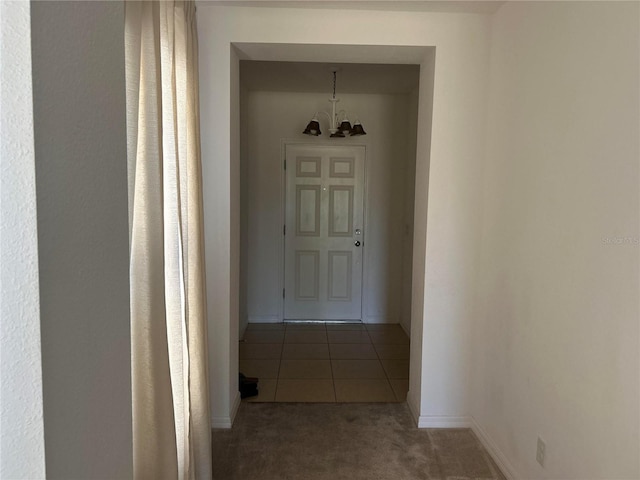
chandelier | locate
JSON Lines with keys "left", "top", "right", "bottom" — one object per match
{"left": 302, "top": 70, "right": 366, "bottom": 138}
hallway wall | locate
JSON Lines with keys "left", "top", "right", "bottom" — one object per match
{"left": 472, "top": 2, "right": 640, "bottom": 478}
{"left": 198, "top": 5, "right": 490, "bottom": 427}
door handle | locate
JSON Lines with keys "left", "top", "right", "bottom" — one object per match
{"left": 354, "top": 241, "right": 361, "bottom": 247}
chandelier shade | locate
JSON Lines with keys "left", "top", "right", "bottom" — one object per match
{"left": 302, "top": 118, "right": 321, "bottom": 136}
{"left": 339, "top": 120, "right": 353, "bottom": 133}
{"left": 350, "top": 121, "right": 366, "bottom": 136}
{"left": 303, "top": 70, "right": 366, "bottom": 138}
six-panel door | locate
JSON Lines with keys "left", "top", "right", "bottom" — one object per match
{"left": 284, "top": 145, "right": 365, "bottom": 320}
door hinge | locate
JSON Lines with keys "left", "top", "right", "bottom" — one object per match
{"left": 284, "top": 158, "right": 287, "bottom": 170}
{"left": 283, "top": 224, "right": 286, "bottom": 236}
{"left": 282, "top": 288, "right": 285, "bottom": 299}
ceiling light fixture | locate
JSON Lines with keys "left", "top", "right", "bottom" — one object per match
{"left": 303, "top": 70, "right": 366, "bottom": 138}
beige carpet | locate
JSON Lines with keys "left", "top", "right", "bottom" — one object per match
{"left": 212, "top": 402, "right": 506, "bottom": 480}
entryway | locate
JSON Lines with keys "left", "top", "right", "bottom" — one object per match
{"left": 239, "top": 322, "right": 409, "bottom": 402}
{"left": 233, "top": 54, "right": 430, "bottom": 417}
{"left": 239, "top": 61, "right": 419, "bottom": 329}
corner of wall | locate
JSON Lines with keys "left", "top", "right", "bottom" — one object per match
{"left": 470, "top": 417, "right": 519, "bottom": 480}
{"left": 406, "top": 389, "right": 421, "bottom": 427}
{"left": 212, "top": 391, "right": 241, "bottom": 429}
{"left": 417, "top": 416, "right": 471, "bottom": 429}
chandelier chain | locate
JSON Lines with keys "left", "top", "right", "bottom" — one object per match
{"left": 302, "top": 69, "right": 365, "bottom": 137}
{"left": 332, "top": 71, "right": 336, "bottom": 99}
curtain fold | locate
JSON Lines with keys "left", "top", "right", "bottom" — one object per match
{"left": 125, "top": 2, "right": 212, "bottom": 479}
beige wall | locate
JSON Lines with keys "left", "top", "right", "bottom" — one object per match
{"left": 240, "top": 90, "right": 417, "bottom": 330}
{"left": 471, "top": 2, "right": 640, "bottom": 478}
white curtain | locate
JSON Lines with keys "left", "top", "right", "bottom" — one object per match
{"left": 125, "top": 1, "right": 211, "bottom": 479}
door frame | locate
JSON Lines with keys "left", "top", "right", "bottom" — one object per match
{"left": 280, "top": 140, "right": 368, "bottom": 322}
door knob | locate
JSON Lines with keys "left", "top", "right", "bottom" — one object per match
{"left": 354, "top": 241, "right": 361, "bottom": 247}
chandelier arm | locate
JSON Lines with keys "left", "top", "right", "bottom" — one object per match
{"left": 316, "top": 110, "right": 333, "bottom": 127}
{"left": 336, "top": 109, "right": 349, "bottom": 121}
{"left": 317, "top": 107, "right": 338, "bottom": 132}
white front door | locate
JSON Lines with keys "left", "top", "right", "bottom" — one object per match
{"left": 284, "top": 144, "right": 365, "bottom": 320}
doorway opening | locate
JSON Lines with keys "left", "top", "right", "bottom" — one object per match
{"left": 237, "top": 60, "right": 422, "bottom": 403}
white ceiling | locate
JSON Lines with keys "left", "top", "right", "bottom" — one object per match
{"left": 240, "top": 61, "right": 421, "bottom": 94}
{"left": 201, "top": 1, "right": 505, "bottom": 15}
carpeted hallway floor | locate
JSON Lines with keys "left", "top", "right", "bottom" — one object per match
{"left": 212, "top": 402, "right": 506, "bottom": 480}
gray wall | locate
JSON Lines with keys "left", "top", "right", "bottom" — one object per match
{"left": 31, "top": 1, "right": 132, "bottom": 477}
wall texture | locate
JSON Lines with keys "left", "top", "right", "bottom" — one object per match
{"left": 30, "top": 1, "right": 133, "bottom": 477}
{"left": 472, "top": 2, "right": 640, "bottom": 478}
{"left": 240, "top": 90, "right": 416, "bottom": 328}
{"left": 0, "top": 2, "right": 46, "bottom": 477}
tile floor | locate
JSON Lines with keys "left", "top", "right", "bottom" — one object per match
{"left": 239, "top": 322, "right": 410, "bottom": 403}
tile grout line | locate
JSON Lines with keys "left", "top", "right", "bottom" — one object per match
{"left": 274, "top": 338, "right": 284, "bottom": 402}
{"left": 366, "top": 326, "right": 390, "bottom": 401}
{"left": 371, "top": 325, "right": 404, "bottom": 402}
{"left": 371, "top": 331, "right": 396, "bottom": 401}
{"left": 378, "top": 342, "right": 398, "bottom": 403}
{"left": 329, "top": 337, "right": 337, "bottom": 403}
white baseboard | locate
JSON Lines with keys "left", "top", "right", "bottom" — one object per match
{"left": 417, "top": 415, "right": 472, "bottom": 428}
{"left": 400, "top": 395, "right": 518, "bottom": 479}
{"left": 230, "top": 390, "right": 241, "bottom": 425}
{"left": 415, "top": 414, "right": 518, "bottom": 479}
{"left": 247, "top": 315, "right": 281, "bottom": 324}
{"left": 211, "top": 415, "right": 232, "bottom": 429}
{"left": 362, "top": 316, "right": 397, "bottom": 324}
{"left": 470, "top": 416, "right": 519, "bottom": 480}
{"left": 211, "top": 391, "right": 241, "bottom": 429}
